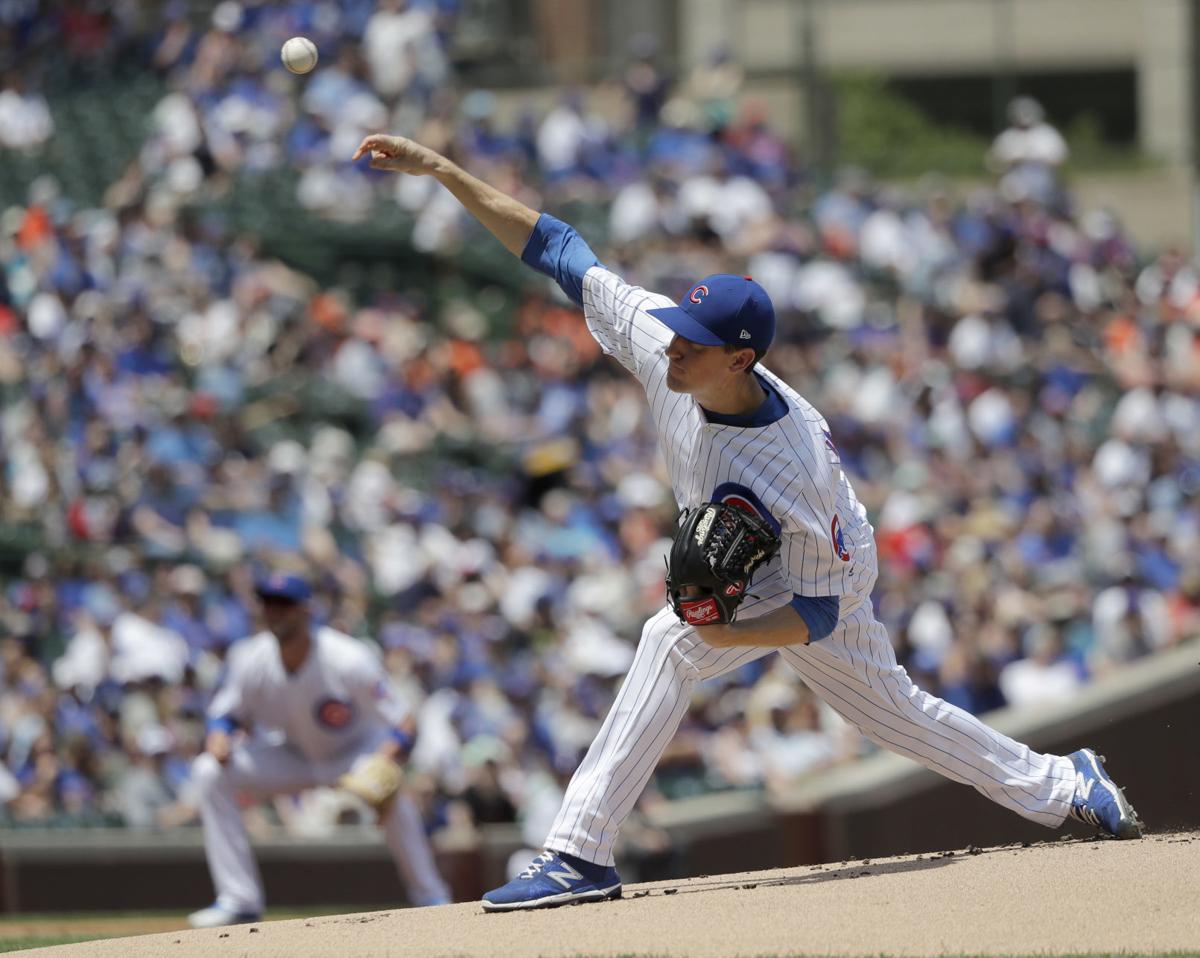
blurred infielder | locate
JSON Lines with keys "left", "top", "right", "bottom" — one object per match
{"left": 187, "top": 573, "right": 449, "bottom": 928}
{"left": 352, "top": 134, "right": 1143, "bottom": 913}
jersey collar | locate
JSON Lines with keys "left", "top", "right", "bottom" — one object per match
{"left": 700, "top": 373, "right": 787, "bottom": 427}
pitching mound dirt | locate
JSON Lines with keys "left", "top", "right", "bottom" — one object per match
{"left": 30, "top": 831, "right": 1200, "bottom": 957}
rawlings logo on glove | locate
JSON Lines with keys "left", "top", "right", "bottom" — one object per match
{"left": 666, "top": 502, "right": 781, "bottom": 626}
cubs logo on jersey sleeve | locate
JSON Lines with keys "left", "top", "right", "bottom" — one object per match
{"left": 830, "top": 514, "right": 851, "bottom": 561}
{"left": 822, "top": 429, "right": 841, "bottom": 464}
{"left": 315, "top": 697, "right": 356, "bottom": 730}
{"left": 711, "top": 482, "right": 781, "bottom": 535}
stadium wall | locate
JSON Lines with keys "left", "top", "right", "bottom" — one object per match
{"left": 680, "top": 0, "right": 1189, "bottom": 165}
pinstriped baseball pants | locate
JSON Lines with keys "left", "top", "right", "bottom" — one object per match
{"left": 191, "top": 738, "right": 449, "bottom": 911}
{"left": 544, "top": 599, "right": 1076, "bottom": 867}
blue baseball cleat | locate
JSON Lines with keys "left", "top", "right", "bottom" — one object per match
{"left": 187, "top": 903, "right": 262, "bottom": 928}
{"left": 1066, "top": 748, "right": 1143, "bottom": 840}
{"left": 482, "top": 850, "right": 622, "bottom": 912}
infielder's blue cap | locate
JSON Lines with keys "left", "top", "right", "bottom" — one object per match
{"left": 648, "top": 274, "right": 775, "bottom": 354}
{"left": 254, "top": 572, "right": 311, "bottom": 603}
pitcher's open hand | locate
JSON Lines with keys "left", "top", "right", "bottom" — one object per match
{"left": 352, "top": 135, "right": 443, "bottom": 176}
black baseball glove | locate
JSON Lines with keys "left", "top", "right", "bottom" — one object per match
{"left": 666, "top": 503, "right": 782, "bottom": 626}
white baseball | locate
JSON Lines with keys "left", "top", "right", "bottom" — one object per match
{"left": 281, "top": 37, "right": 318, "bottom": 75}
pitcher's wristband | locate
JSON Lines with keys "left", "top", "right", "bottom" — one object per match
{"left": 206, "top": 716, "right": 237, "bottom": 735}
{"left": 390, "top": 728, "right": 415, "bottom": 755}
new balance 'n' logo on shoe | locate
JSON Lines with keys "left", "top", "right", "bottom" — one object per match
{"left": 1066, "top": 748, "right": 1143, "bottom": 840}
{"left": 481, "top": 850, "right": 622, "bottom": 912}
{"left": 543, "top": 860, "right": 583, "bottom": 889}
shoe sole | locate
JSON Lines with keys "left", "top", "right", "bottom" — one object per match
{"left": 481, "top": 883, "right": 622, "bottom": 913}
{"left": 1083, "top": 749, "right": 1144, "bottom": 840}
{"left": 187, "top": 912, "right": 261, "bottom": 929}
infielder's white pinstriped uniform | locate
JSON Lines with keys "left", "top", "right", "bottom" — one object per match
{"left": 194, "top": 627, "right": 449, "bottom": 911}
{"left": 544, "top": 266, "right": 1077, "bottom": 866}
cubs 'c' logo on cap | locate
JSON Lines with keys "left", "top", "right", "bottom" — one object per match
{"left": 315, "top": 697, "right": 356, "bottom": 730}
{"left": 830, "top": 514, "right": 851, "bottom": 562}
{"left": 689, "top": 284, "right": 709, "bottom": 304}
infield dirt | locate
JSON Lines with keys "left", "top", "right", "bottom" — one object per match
{"left": 23, "top": 830, "right": 1200, "bottom": 957}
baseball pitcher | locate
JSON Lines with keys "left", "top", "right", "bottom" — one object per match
{"left": 352, "top": 134, "right": 1143, "bottom": 913}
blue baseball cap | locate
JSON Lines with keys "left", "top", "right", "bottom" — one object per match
{"left": 254, "top": 572, "right": 312, "bottom": 603}
{"left": 648, "top": 274, "right": 775, "bottom": 354}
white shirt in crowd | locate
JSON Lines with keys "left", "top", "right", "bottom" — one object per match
{"left": 990, "top": 122, "right": 1068, "bottom": 169}
{"left": 53, "top": 612, "right": 189, "bottom": 690}
{"left": 0, "top": 87, "right": 53, "bottom": 149}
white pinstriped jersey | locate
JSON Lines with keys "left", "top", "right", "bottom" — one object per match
{"left": 539, "top": 247, "right": 1080, "bottom": 872}
{"left": 581, "top": 266, "right": 877, "bottom": 607}
{"left": 208, "top": 627, "right": 410, "bottom": 762}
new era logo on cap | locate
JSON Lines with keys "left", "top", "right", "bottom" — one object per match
{"left": 647, "top": 274, "right": 775, "bottom": 354}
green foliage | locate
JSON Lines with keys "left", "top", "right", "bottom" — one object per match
{"left": 832, "top": 74, "right": 1152, "bottom": 181}
{"left": 833, "top": 74, "right": 989, "bottom": 178}
{"left": 1062, "top": 112, "right": 1153, "bottom": 173}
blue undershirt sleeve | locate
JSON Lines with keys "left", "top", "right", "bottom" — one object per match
{"left": 789, "top": 595, "right": 841, "bottom": 642}
{"left": 205, "top": 715, "right": 237, "bottom": 735}
{"left": 520, "top": 213, "right": 601, "bottom": 307}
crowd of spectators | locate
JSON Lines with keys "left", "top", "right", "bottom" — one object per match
{"left": 1, "top": 1, "right": 1198, "bottom": 866}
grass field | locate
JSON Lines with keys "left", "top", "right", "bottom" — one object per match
{"left": 1, "top": 936, "right": 110, "bottom": 953}
{"left": 0, "top": 907, "right": 384, "bottom": 954}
